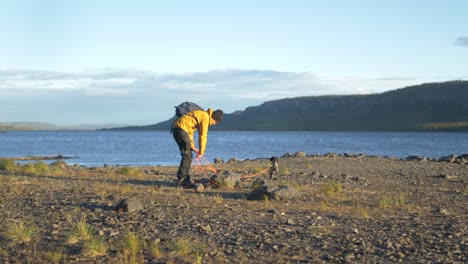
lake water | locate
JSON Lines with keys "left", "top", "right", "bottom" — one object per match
{"left": 0, "top": 131, "right": 467, "bottom": 166}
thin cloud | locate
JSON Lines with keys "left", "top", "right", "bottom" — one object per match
{"left": 454, "top": 36, "right": 468, "bottom": 47}
{"left": 376, "top": 76, "right": 415, "bottom": 81}
{"left": 0, "top": 69, "right": 142, "bottom": 96}
{"left": 0, "top": 68, "right": 446, "bottom": 125}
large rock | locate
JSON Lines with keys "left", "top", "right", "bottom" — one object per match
{"left": 294, "top": 151, "right": 306, "bottom": 158}
{"left": 213, "top": 158, "right": 224, "bottom": 164}
{"left": 217, "top": 170, "right": 241, "bottom": 188}
{"left": 247, "top": 185, "right": 301, "bottom": 201}
{"left": 439, "top": 154, "right": 457, "bottom": 163}
{"left": 51, "top": 160, "right": 67, "bottom": 169}
{"left": 406, "top": 155, "right": 427, "bottom": 162}
{"left": 115, "top": 198, "right": 144, "bottom": 212}
{"left": 194, "top": 183, "right": 204, "bottom": 193}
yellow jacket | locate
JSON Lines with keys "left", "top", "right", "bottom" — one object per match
{"left": 172, "top": 108, "right": 213, "bottom": 155}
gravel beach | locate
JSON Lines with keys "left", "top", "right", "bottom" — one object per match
{"left": 0, "top": 154, "right": 466, "bottom": 263}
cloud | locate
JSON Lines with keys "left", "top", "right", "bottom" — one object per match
{"left": 0, "top": 69, "right": 141, "bottom": 96}
{"left": 454, "top": 36, "right": 468, "bottom": 47}
{"left": 0, "top": 68, "right": 445, "bottom": 125}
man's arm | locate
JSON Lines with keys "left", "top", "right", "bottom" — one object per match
{"left": 197, "top": 112, "right": 210, "bottom": 156}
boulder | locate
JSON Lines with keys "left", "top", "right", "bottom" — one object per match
{"left": 115, "top": 198, "right": 143, "bottom": 212}
{"left": 325, "top": 152, "right": 338, "bottom": 158}
{"left": 251, "top": 179, "right": 266, "bottom": 189}
{"left": 294, "top": 152, "right": 306, "bottom": 158}
{"left": 439, "top": 154, "right": 457, "bottom": 163}
{"left": 217, "top": 170, "right": 241, "bottom": 188}
{"left": 213, "top": 158, "right": 224, "bottom": 164}
{"left": 194, "top": 183, "right": 204, "bottom": 193}
{"left": 405, "top": 156, "right": 427, "bottom": 162}
{"left": 51, "top": 160, "right": 67, "bottom": 169}
{"left": 247, "top": 185, "right": 301, "bottom": 201}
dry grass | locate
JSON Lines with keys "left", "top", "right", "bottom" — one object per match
{"left": 83, "top": 236, "right": 107, "bottom": 257}
{"left": 41, "top": 250, "right": 63, "bottom": 263}
{"left": 66, "top": 214, "right": 92, "bottom": 244}
{"left": 149, "top": 239, "right": 162, "bottom": 258}
{"left": 279, "top": 166, "right": 289, "bottom": 175}
{"left": 212, "top": 194, "right": 224, "bottom": 204}
{"left": 322, "top": 180, "right": 342, "bottom": 197}
{"left": 5, "top": 220, "right": 39, "bottom": 245}
{"left": 0, "top": 159, "right": 17, "bottom": 172}
{"left": 170, "top": 238, "right": 205, "bottom": 263}
{"left": 119, "top": 232, "right": 143, "bottom": 264}
{"left": 116, "top": 167, "right": 144, "bottom": 179}
{"left": 171, "top": 238, "right": 192, "bottom": 256}
{"left": 378, "top": 194, "right": 405, "bottom": 208}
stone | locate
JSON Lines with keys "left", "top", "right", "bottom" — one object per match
{"left": 213, "top": 158, "right": 224, "bottom": 164}
{"left": 294, "top": 151, "right": 306, "bottom": 158}
{"left": 247, "top": 185, "right": 301, "bottom": 201}
{"left": 199, "top": 225, "right": 212, "bottom": 233}
{"left": 439, "top": 154, "right": 457, "bottom": 163}
{"left": 217, "top": 170, "right": 241, "bottom": 188}
{"left": 251, "top": 179, "right": 266, "bottom": 189}
{"left": 115, "top": 198, "right": 144, "bottom": 212}
{"left": 437, "top": 208, "right": 448, "bottom": 215}
{"left": 405, "top": 156, "right": 427, "bottom": 162}
{"left": 439, "top": 174, "right": 456, "bottom": 180}
{"left": 51, "top": 160, "right": 67, "bottom": 169}
{"left": 194, "top": 183, "right": 204, "bottom": 193}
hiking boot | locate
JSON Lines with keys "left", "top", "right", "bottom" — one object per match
{"left": 181, "top": 179, "right": 195, "bottom": 189}
{"left": 176, "top": 177, "right": 184, "bottom": 186}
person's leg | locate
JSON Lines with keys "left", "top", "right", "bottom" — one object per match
{"left": 172, "top": 128, "right": 192, "bottom": 184}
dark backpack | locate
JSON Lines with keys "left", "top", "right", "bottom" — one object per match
{"left": 175, "top": 102, "right": 204, "bottom": 117}
{"left": 170, "top": 102, "right": 204, "bottom": 133}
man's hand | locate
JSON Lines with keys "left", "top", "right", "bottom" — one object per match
{"left": 192, "top": 147, "right": 199, "bottom": 154}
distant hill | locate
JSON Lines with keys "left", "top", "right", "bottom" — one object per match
{"left": 0, "top": 122, "right": 63, "bottom": 131}
{"left": 0, "top": 122, "right": 129, "bottom": 131}
{"left": 104, "top": 80, "right": 468, "bottom": 131}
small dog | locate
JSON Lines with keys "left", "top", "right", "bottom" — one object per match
{"left": 269, "top": 156, "right": 279, "bottom": 180}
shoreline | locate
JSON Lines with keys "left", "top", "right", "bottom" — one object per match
{"left": 2, "top": 152, "right": 467, "bottom": 167}
{"left": 0, "top": 154, "right": 466, "bottom": 263}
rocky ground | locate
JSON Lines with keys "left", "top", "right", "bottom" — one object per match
{"left": 0, "top": 153, "right": 466, "bottom": 263}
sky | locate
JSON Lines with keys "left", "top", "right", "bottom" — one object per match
{"left": 1, "top": 0, "right": 467, "bottom": 126}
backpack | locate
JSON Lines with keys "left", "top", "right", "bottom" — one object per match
{"left": 170, "top": 102, "right": 204, "bottom": 133}
{"left": 175, "top": 102, "right": 204, "bottom": 117}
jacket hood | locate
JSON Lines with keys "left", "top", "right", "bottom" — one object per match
{"left": 206, "top": 108, "right": 213, "bottom": 117}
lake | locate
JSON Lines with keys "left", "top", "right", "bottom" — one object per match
{"left": 0, "top": 131, "right": 467, "bottom": 166}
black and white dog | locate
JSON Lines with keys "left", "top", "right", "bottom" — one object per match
{"left": 269, "top": 156, "right": 279, "bottom": 180}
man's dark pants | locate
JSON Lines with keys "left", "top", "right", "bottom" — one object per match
{"left": 172, "top": 128, "right": 192, "bottom": 182}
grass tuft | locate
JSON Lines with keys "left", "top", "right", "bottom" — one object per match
{"left": 192, "top": 246, "right": 205, "bottom": 264}
{"left": 378, "top": 194, "right": 405, "bottom": 208}
{"left": 212, "top": 194, "right": 224, "bottom": 204}
{"left": 5, "top": 220, "right": 39, "bottom": 244}
{"left": 279, "top": 166, "right": 289, "bottom": 175}
{"left": 149, "top": 239, "right": 161, "bottom": 258}
{"left": 322, "top": 180, "right": 342, "bottom": 197}
{"left": 116, "top": 167, "right": 142, "bottom": 178}
{"left": 119, "top": 232, "right": 143, "bottom": 264}
{"left": 83, "top": 236, "right": 107, "bottom": 257}
{"left": 42, "top": 250, "right": 63, "bottom": 263}
{"left": 0, "top": 159, "right": 17, "bottom": 172}
{"left": 66, "top": 215, "right": 92, "bottom": 244}
{"left": 171, "top": 238, "right": 191, "bottom": 256}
